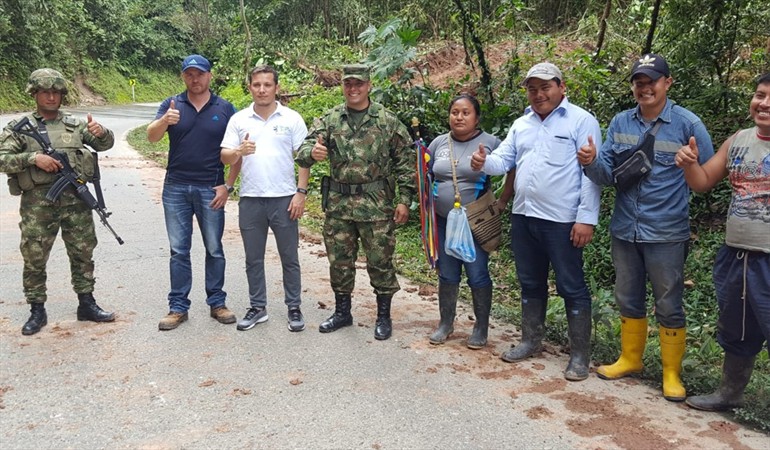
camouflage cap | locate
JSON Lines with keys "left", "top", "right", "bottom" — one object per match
{"left": 26, "top": 68, "right": 69, "bottom": 95}
{"left": 342, "top": 64, "right": 370, "bottom": 81}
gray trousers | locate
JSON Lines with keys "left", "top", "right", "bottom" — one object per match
{"left": 238, "top": 196, "right": 301, "bottom": 309}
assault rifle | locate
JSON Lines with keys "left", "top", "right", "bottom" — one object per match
{"left": 12, "top": 116, "right": 124, "bottom": 245}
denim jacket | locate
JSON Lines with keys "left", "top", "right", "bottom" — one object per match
{"left": 584, "top": 99, "right": 714, "bottom": 243}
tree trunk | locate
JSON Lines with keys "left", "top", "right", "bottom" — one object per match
{"left": 239, "top": 0, "right": 251, "bottom": 76}
{"left": 452, "top": 0, "right": 495, "bottom": 107}
{"left": 643, "top": 0, "right": 662, "bottom": 54}
{"left": 594, "top": 0, "right": 612, "bottom": 62}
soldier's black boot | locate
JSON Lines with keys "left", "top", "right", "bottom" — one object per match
{"left": 319, "top": 293, "right": 353, "bottom": 333}
{"left": 374, "top": 294, "right": 393, "bottom": 340}
{"left": 22, "top": 303, "right": 47, "bottom": 336}
{"left": 76, "top": 293, "right": 115, "bottom": 322}
{"left": 467, "top": 285, "right": 493, "bottom": 349}
{"left": 564, "top": 308, "right": 592, "bottom": 381}
{"left": 429, "top": 283, "right": 459, "bottom": 344}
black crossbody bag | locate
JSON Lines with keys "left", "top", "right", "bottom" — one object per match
{"left": 612, "top": 120, "right": 663, "bottom": 190}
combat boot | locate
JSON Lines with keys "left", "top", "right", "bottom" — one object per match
{"left": 501, "top": 298, "right": 546, "bottom": 362}
{"left": 429, "top": 283, "right": 458, "bottom": 344}
{"left": 374, "top": 294, "right": 393, "bottom": 340}
{"left": 76, "top": 293, "right": 115, "bottom": 322}
{"left": 467, "top": 285, "right": 492, "bottom": 349}
{"left": 22, "top": 303, "right": 47, "bottom": 335}
{"left": 319, "top": 293, "right": 353, "bottom": 333}
{"left": 686, "top": 353, "right": 756, "bottom": 411}
{"left": 564, "top": 308, "right": 592, "bottom": 381}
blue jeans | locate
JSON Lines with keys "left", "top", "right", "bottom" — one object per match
{"left": 162, "top": 182, "right": 226, "bottom": 313}
{"left": 510, "top": 214, "right": 591, "bottom": 312}
{"left": 436, "top": 215, "right": 491, "bottom": 288}
{"left": 611, "top": 237, "right": 687, "bottom": 328}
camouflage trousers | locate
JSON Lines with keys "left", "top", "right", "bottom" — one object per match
{"left": 19, "top": 187, "right": 97, "bottom": 303}
{"left": 323, "top": 216, "right": 399, "bottom": 295}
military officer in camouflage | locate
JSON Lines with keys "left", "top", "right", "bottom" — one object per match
{"left": 0, "top": 68, "right": 116, "bottom": 335}
{"left": 296, "top": 64, "right": 416, "bottom": 340}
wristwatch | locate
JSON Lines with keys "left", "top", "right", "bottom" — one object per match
{"left": 225, "top": 184, "right": 234, "bottom": 193}
{"left": 296, "top": 187, "right": 308, "bottom": 195}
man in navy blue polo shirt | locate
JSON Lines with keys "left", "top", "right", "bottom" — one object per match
{"left": 147, "top": 54, "right": 239, "bottom": 331}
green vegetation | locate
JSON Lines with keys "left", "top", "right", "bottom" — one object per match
{"left": 9, "top": 0, "right": 769, "bottom": 431}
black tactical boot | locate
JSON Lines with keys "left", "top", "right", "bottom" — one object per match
{"left": 467, "top": 285, "right": 493, "bottom": 349}
{"left": 686, "top": 353, "right": 756, "bottom": 411}
{"left": 22, "top": 303, "right": 47, "bottom": 335}
{"left": 429, "top": 283, "right": 459, "bottom": 344}
{"left": 76, "top": 293, "right": 115, "bottom": 322}
{"left": 564, "top": 308, "right": 592, "bottom": 381}
{"left": 501, "top": 298, "right": 547, "bottom": 362}
{"left": 374, "top": 294, "right": 393, "bottom": 340}
{"left": 319, "top": 293, "right": 353, "bottom": 333}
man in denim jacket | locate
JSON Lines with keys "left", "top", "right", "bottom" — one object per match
{"left": 577, "top": 54, "right": 714, "bottom": 401}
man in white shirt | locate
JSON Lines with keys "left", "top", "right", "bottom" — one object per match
{"left": 221, "top": 65, "right": 310, "bottom": 332}
{"left": 471, "top": 62, "right": 602, "bottom": 381}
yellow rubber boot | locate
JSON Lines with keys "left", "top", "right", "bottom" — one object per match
{"left": 659, "top": 326, "right": 686, "bottom": 402}
{"left": 597, "top": 317, "right": 647, "bottom": 380}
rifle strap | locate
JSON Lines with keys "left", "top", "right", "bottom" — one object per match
{"left": 91, "top": 151, "right": 107, "bottom": 210}
{"left": 34, "top": 118, "right": 54, "bottom": 148}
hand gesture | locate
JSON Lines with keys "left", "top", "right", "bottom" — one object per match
{"left": 312, "top": 134, "right": 328, "bottom": 161}
{"left": 470, "top": 143, "right": 486, "bottom": 171}
{"left": 86, "top": 113, "right": 105, "bottom": 138}
{"left": 164, "top": 99, "right": 180, "bottom": 126}
{"left": 239, "top": 133, "right": 255, "bottom": 157}
{"left": 675, "top": 137, "right": 699, "bottom": 168}
{"left": 577, "top": 135, "right": 596, "bottom": 166}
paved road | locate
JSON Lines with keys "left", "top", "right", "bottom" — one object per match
{"left": 1, "top": 106, "right": 766, "bottom": 449}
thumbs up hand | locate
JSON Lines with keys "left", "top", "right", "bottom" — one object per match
{"left": 675, "top": 136, "right": 699, "bottom": 168}
{"left": 312, "top": 134, "right": 328, "bottom": 161}
{"left": 164, "top": 99, "right": 180, "bottom": 126}
{"left": 470, "top": 143, "right": 487, "bottom": 171}
{"left": 577, "top": 135, "right": 596, "bottom": 166}
{"left": 240, "top": 132, "right": 256, "bottom": 157}
{"left": 86, "top": 113, "right": 106, "bottom": 138}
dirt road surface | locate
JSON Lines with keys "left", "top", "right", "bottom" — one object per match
{"left": 1, "top": 107, "right": 767, "bottom": 449}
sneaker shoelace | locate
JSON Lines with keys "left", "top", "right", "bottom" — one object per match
{"left": 289, "top": 309, "right": 302, "bottom": 322}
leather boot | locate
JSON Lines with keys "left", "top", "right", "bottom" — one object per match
{"left": 660, "top": 326, "right": 686, "bottom": 402}
{"left": 319, "top": 293, "right": 353, "bottom": 333}
{"left": 564, "top": 309, "right": 592, "bottom": 381}
{"left": 22, "top": 303, "right": 47, "bottom": 335}
{"left": 467, "top": 285, "right": 492, "bottom": 349}
{"left": 429, "top": 283, "right": 458, "bottom": 344}
{"left": 76, "top": 293, "right": 115, "bottom": 322}
{"left": 501, "top": 298, "right": 546, "bottom": 362}
{"left": 374, "top": 294, "right": 392, "bottom": 340}
{"left": 686, "top": 353, "right": 756, "bottom": 411}
{"left": 597, "top": 316, "right": 647, "bottom": 380}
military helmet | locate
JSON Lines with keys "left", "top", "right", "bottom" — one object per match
{"left": 26, "top": 68, "right": 69, "bottom": 96}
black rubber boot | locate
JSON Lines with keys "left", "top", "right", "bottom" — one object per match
{"left": 429, "top": 283, "right": 458, "bottom": 344}
{"left": 319, "top": 293, "right": 353, "bottom": 333}
{"left": 76, "top": 293, "right": 116, "bottom": 322}
{"left": 467, "top": 285, "right": 493, "bottom": 349}
{"left": 374, "top": 294, "right": 393, "bottom": 340}
{"left": 501, "top": 298, "right": 546, "bottom": 362}
{"left": 564, "top": 308, "right": 592, "bottom": 381}
{"left": 22, "top": 303, "right": 47, "bottom": 336}
{"left": 686, "top": 353, "right": 756, "bottom": 411}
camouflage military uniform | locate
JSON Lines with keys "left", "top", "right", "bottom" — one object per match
{"left": 0, "top": 89, "right": 115, "bottom": 304}
{"left": 296, "top": 101, "right": 415, "bottom": 295}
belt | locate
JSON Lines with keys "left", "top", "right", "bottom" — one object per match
{"left": 328, "top": 178, "right": 389, "bottom": 195}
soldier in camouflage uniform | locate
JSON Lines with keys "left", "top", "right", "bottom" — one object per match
{"left": 295, "top": 64, "right": 416, "bottom": 340}
{"left": 0, "top": 68, "right": 116, "bottom": 335}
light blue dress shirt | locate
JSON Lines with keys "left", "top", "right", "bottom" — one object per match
{"left": 483, "top": 97, "right": 602, "bottom": 225}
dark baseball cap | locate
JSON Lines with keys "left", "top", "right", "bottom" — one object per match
{"left": 630, "top": 53, "right": 670, "bottom": 80}
{"left": 182, "top": 54, "right": 211, "bottom": 73}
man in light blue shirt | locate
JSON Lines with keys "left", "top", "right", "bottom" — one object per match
{"left": 577, "top": 54, "right": 714, "bottom": 402}
{"left": 471, "top": 62, "right": 602, "bottom": 381}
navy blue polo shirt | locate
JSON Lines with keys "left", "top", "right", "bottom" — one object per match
{"left": 155, "top": 91, "right": 236, "bottom": 186}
